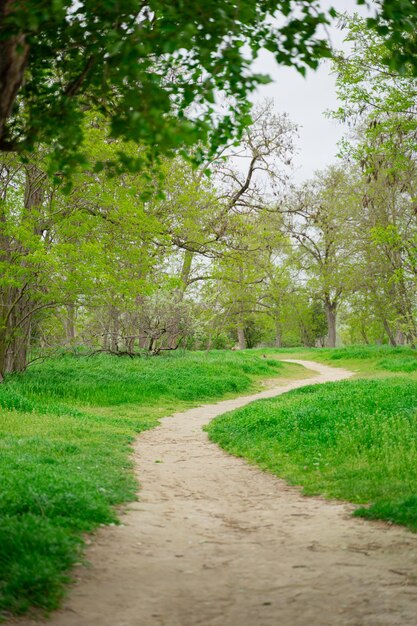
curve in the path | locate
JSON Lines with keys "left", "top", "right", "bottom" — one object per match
{"left": 23, "top": 360, "right": 417, "bottom": 626}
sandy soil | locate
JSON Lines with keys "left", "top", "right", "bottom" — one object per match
{"left": 20, "top": 360, "right": 417, "bottom": 626}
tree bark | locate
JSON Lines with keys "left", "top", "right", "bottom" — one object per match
{"left": 0, "top": 2, "right": 29, "bottom": 146}
{"left": 274, "top": 322, "right": 282, "bottom": 348}
{"left": 395, "top": 329, "right": 406, "bottom": 346}
{"left": 0, "top": 164, "right": 45, "bottom": 379}
{"left": 110, "top": 307, "right": 119, "bottom": 353}
{"left": 324, "top": 300, "right": 337, "bottom": 348}
{"left": 360, "top": 324, "right": 369, "bottom": 345}
{"left": 381, "top": 316, "right": 397, "bottom": 347}
{"left": 5, "top": 297, "right": 31, "bottom": 373}
{"left": 237, "top": 323, "right": 246, "bottom": 350}
{"left": 138, "top": 332, "right": 148, "bottom": 349}
{"left": 126, "top": 335, "right": 135, "bottom": 353}
{"left": 167, "top": 249, "right": 193, "bottom": 349}
{"left": 0, "top": 325, "right": 7, "bottom": 381}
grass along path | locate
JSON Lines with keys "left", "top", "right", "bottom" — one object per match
{"left": 0, "top": 351, "right": 305, "bottom": 621}
{"left": 262, "top": 344, "right": 417, "bottom": 380}
{"left": 208, "top": 354, "right": 417, "bottom": 531}
{"left": 18, "top": 359, "right": 417, "bottom": 626}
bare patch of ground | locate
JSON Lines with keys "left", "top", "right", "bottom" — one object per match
{"left": 20, "top": 360, "right": 417, "bottom": 626}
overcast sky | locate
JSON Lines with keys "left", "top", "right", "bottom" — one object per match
{"left": 252, "top": 0, "right": 372, "bottom": 182}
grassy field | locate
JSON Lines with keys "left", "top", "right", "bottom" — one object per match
{"left": 264, "top": 344, "right": 417, "bottom": 378}
{"left": 3, "top": 345, "right": 417, "bottom": 619}
{"left": 207, "top": 345, "right": 417, "bottom": 531}
{"left": 0, "top": 350, "right": 297, "bottom": 620}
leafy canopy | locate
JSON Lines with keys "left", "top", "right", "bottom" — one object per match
{"left": 1, "top": 1, "right": 415, "bottom": 174}
{"left": 1, "top": 0, "right": 332, "bottom": 173}
{"left": 368, "top": 0, "right": 417, "bottom": 75}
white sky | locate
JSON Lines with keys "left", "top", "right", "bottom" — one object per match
{"left": 252, "top": 0, "right": 372, "bottom": 182}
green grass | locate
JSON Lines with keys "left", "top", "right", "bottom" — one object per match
{"left": 263, "top": 344, "right": 417, "bottom": 379}
{"left": 4, "top": 345, "right": 416, "bottom": 618}
{"left": 5, "top": 350, "right": 285, "bottom": 407}
{"left": 319, "top": 345, "right": 417, "bottom": 377}
{"left": 263, "top": 344, "right": 417, "bottom": 361}
{"left": 0, "top": 350, "right": 290, "bottom": 620}
{"left": 207, "top": 376, "right": 417, "bottom": 531}
{"left": 377, "top": 356, "right": 417, "bottom": 372}
{"left": 319, "top": 345, "right": 417, "bottom": 361}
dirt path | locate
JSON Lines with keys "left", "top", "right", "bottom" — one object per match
{"left": 28, "top": 360, "right": 417, "bottom": 626}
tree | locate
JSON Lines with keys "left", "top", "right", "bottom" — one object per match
{"left": 332, "top": 14, "right": 417, "bottom": 166}
{"left": 331, "top": 15, "right": 417, "bottom": 345}
{"left": 0, "top": 0, "right": 334, "bottom": 174}
{"left": 207, "top": 101, "right": 295, "bottom": 348}
{"left": 285, "top": 167, "right": 360, "bottom": 347}
{"left": 367, "top": 0, "right": 417, "bottom": 76}
{"left": 0, "top": 119, "right": 168, "bottom": 378}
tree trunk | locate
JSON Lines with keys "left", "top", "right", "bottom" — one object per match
{"left": 382, "top": 316, "right": 397, "bottom": 346}
{"left": 167, "top": 250, "right": 193, "bottom": 349}
{"left": 325, "top": 300, "right": 337, "bottom": 348}
{"left": 360, "top": 325, "right": 369, "bottom": 345}
{"left": 135, "top": 294, "right": 148, "bottom": 349}
{"left": 395, "top": 329, "right": 406, "bottom": 346}
{"left": 0, "top": 325, "right": 7, "bottom": 382}
{"left": 5, "top": 312, "right": 31, "bottom": 373}
{"left": 0, "top": 164, "right": 46, "bottom": 379}
{"left": 0, "top": 289, "right": 33, "bottom": 377}
{"left": 274, "top": 322, "right": 282, "bottom": 348}
{"left": 65, "top": 304, "right": 76, "bottom": 344}
{"left": 126, "top": 335, "right": 135, "bottom": 353}
{"left": 237, "top": 323, "right": 246, "bottom": 350}
{"left": 110, "top": 307, "right": 119, "bottom": 353}
{"left": 0, "top": 2, "right": 29, "bottom": 147}
{"left": 138, "top": 332, "right": 148, "bottom": 349}
{"left": 0, "top": 290, "right": 28, "bottom": 379}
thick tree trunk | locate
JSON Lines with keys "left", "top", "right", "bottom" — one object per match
{"left": 381, "top": 316, "right": 397, "bottom": 347}
{"left": 360, "top": 325, "right": 369, "bottom": 345}
{"left": 395, "top": 329, "right": 406, "bottom": 346}
{"left": 325, "top": 300, "right": 337, "bottom": 348}
{"left": 0, "top": 222, "right": 9, "bottom": 380}
{"left": 5, "top": 311, "right": 31, "bottom": 373}
{"left": 237, "top": 323, "right": 246, "bottom": 350}
{"left": 0, "top": 325, "right": 7, "bottom": 381}
{"left": 0, "top": 2, "right": 29, "bottom": 147}
{"left": 0, "top": 165, "right": 46, "bottom": 379}
{"left": 274, "top": 322, "right": 282, "bottom": 348}
{"left": 0, "top": 289, "right": 32, "bottom": 378}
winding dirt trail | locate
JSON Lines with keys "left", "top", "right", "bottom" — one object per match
{"left": 29, "top": 360, "right": 417, "bottom": 626}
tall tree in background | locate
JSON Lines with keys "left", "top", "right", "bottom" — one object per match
{"left": 332, "top": 15, "right": 417, "bottom": 345}
{"left": 285, "top": 167, "right": 359, "bottom": 347}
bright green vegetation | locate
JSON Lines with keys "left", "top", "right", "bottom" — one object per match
{"left": 207, "top": 348, "right": 417, "bottom": 531}
{"left": 0, "top": 350, "right": 291, "bottom": 620}
{"left": 316, "top": 345, "right": 417, "bottom": 371}
{"left": 3, "top": 345, "right": 417, "bottom": 619}
{"left": 266, "top": 344, "right": 417, "bottom": 379}
{"left": 4, "top": 350, "right": 285, "bottom": 409}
